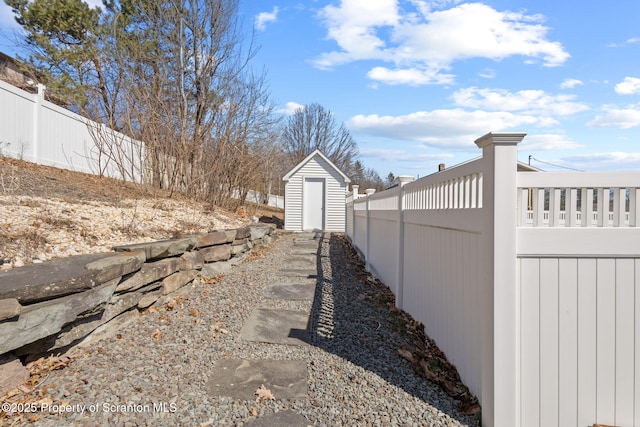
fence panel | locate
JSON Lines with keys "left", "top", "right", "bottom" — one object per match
{"left": 517, "top": 171, "right": 640, "bottom": 426}
{"left": 0, "top": 81, "right": 35, "bottom": 159}
{"left": 368, "top": 210, "right": 398, "bottom": 293}
{"left": 343, "top": 132, "right": 640, "bottom": 427}
{"left": 353, "top": 199, "right": 367, "bottom": 258}
{"left": 403, "top": 219, "right": 484, "bottom": 394}
{"left": 0, "top": 80, "right": 143, "bottom": 182}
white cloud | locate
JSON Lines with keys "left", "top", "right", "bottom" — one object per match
{"left": 615, "top": 77, "right": 640, "bottom": 95}
{"left": 606, "top": 37, "right": 640, "bottom": 48}
{"left": 347, "top": 108, "right": 556, "bottom": 150}
{"left": 255, "top": 7, "right": 279, "bottom": 31}
{"left": 587, "top": 104, "right": 640, "bottom": 129}
{"left": 519, "top": 133, "right": 582, "bottom": 151}
{"left": 560, "top": 78, "right": 583, "bottom": 89}
{"left": 561, "top": 152, "right": 640, "bottom": 170}
{"left": 360, "top": 146, "right": 454, "bottom": 171}
{"left": 314, "top": 1, "right": 569, "bottom": 85}
{"left": 478, "top": 68, "right": 496, "bottom": 79}
{"left": 452, "top": 87, "right": 589, "bottom": 116}
{"left": 360, "top": 147, "right": 454, "bottom": 162}
{"left": 367, "top": 66, "right": 454, "bottom": 85}
{"left": 277, "top": 101, "right": 305, "bottom": 115}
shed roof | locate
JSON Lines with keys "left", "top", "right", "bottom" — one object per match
{"left": 282, "top": 149, "right": 351, "bottom": 183}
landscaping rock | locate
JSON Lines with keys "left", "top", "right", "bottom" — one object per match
{"left": 196, "top": 231, "right": 233, "bottom": 247}
{"left": 201, "top": 261, "right": 232, "bottom": 278}
{"left": 85, "top": 251, "right": 146, "bottom": 283}
{"left": 78, "top": 309, "right": 140, "bottom": 347}
{"left": 0, "top": 281, "right": 117, "bottom": 354}
{"left": 231, "top": 242, "right": 251, "bottom": 256}
{"left": 115, "top": 258, "right": 181, "bottom": 293}
{"left": 162, "top": 270, "right": 199, "bottom": 295}
{"left": 251, "top": 238, "right": 264, "bottom": 249}
{"left": 113, "top": 236, "right": 198, "bottom": 261}
{"left": 137, "top": 289, "right": 163, "bottom": 309}
{"left": 235, "top": 225, "right": 251, "bottom": 240}
{"left": 249, "top": 225, "right": 272, "bottom": 241}
{"left": 0, "top": 353, "right": 29, "bottom": 397}
{"left": 0, "top": 298, "right": 21, "bottom": 322}
{"left": 199, "top": 245, "right": 231, "bottom": 263}
{"left": 179, "top": 250, "right": 205, "bottom": 270}
{"left": 0, "top": 253, "right": 122, "bottom": 304}
{"left": 13, "top": 277, "right": 124, "bottom": 355}
{"left": 229, "top": 252, "right": 248, "bottom": 266}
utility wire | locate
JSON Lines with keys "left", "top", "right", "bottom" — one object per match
{"left": 528, "top": 156, "right": 585, "bottom": 172}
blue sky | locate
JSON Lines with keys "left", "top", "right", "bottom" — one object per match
{"left": 3, "top": 1, "right": 640, "bottom": 177}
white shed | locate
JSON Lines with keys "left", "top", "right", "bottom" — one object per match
{"left": 283, "top": 150, "right": 351, "bottom": 232}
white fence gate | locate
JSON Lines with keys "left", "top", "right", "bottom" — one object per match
{"left": 345, "top": 132, "right": 640, "bottom": 427}
{"left": 0, "top": 79, "right": 144, "bottom": 182}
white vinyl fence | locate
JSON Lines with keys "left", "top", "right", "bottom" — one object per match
{"left": 0, "top": 79, "right": 144, "bottom": 182}
{"left": 345, "top": 132, "right": 640, "bottom": 427}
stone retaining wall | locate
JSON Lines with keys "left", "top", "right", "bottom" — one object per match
{"left": 0, "top": 224, "right": 274, "bottom": 395}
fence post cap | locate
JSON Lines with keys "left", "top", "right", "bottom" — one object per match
{"left": 365, "top": 188, "right": 376, "bottom": 196}
{"left": 397, "top": 175, "right": 414, "bottom": 186}
{"left": 474, "top": 132, "right": 526, "bottom": 149}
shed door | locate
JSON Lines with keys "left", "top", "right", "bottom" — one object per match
{"left": 303, "top": 178, "right": 325, "bottom": 231}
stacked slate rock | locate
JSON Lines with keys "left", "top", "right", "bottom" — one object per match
{"left": 0, "top": 224, "right": 274, "bottom": 396}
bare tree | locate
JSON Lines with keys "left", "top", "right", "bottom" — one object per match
{"left": 9, "top": 0, "right": 282, "bottom": 208}
{"left": 281, "top": 103, "right": 359, "bottom": 176}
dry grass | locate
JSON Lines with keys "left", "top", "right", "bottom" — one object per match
{"left": 0, "top": 155, "right": 261, "bottom": 268}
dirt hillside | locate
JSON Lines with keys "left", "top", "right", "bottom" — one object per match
{"left": 0, "top": 156, "right": 255, "bottom": 269}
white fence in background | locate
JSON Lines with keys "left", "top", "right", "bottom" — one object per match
{"left": 0, "top": 79, "right": 144, "bottom": 182}
{"left": 345, "top": 132, "right": 640, "bottom": 427}
{"left": 243, "top": 189, "right": 284, "bottom": 209}
{"left": 0, "top": 80, "right": 284, "bottom": 207}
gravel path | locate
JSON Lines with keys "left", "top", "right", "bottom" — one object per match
{"left": 26, "top": 232, "right": 480, "bottom": 427}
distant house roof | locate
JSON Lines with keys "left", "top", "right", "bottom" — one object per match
{"left": 283, "top": 149, "right": 351, "bottom": 183}
{"left": 0, "top": 51, "right": 32, "bottom": 89}
{"left": 517, "top": 161, "right": 543, "bottom": 172}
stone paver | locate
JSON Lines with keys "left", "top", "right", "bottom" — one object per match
{"left": 243, "top": 410, "right": 313, "bottom": 427}
{"left": 206, "top": 359, "right": 308, "bottom": 400}
{"left": 240, "top": 308, "right": 310, "bottom": 345}
{"left": 278, "top": 269, "right": 316, "bottom": 278}
{"left": 265, "top": 282, "right": 316, "bottom": 300}
{"left": 283, "top": 258, "right": 316, "bottom": 269}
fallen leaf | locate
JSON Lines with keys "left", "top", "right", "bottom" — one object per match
{"left": 152, "top": 329, "right": 163, "bottom": 339}
{"left": 189, "top": 308, "right": 200, "bottom": 317}
{"left": 397, "top": 348, "right": 414, "bottom": 364}
{"left": 251, "top": 408, "right": 258, "bottom": 417}
{"left": 201, "top": 274, "right": 224, "bottom": 285}
{"left": 460, "top": 400, "right": 481, "bottom": 415}
{"left": 211, "top": 322, "right": 229, "bottom": 335}
{"left": 134, "top": 385, "right": 142, "bottom": 392}
{"left": 255, "top": 384, "right": 275, "bottom": 403}
{"left": 116, "top": 334, "right": 123, "bottom": 339}
{"left": 28, "top": 413, "right": 39, "bottom": 423}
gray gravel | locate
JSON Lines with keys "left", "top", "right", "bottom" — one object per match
{"left": 27, "top": 232, "right": 480, "bottom": 426}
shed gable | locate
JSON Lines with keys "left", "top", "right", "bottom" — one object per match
{"left": 283, "top": 151, "right": 350, "bottom": 232}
